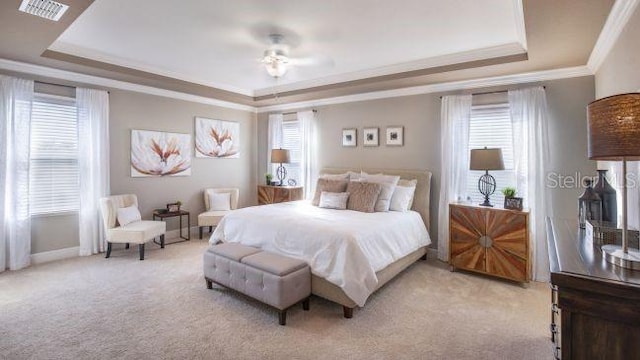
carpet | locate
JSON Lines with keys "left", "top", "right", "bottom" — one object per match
{"left": 0, "top": 239, "right": 552, "bottom": 360}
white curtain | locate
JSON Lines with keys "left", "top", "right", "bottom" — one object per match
{"left": 509, "top": 86, "right": 553, "bottom": 281}
{"left": 298, "top": 110, "right": 318, "bottom": 199}
{"left": 438, "top": 95, "right": 472, "bottom": 261}
{"left": 77, "top": 88, "right": 110, "bottom": 256}
{"left": 267, "top": 113, "right": 283, "bottom": 175}
{"left": 0, "top": 75, "right": 33, "bottom": 272}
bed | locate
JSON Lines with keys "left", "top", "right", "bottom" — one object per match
{"left": 209, "top": 168, "right": 432, "bottom": 318}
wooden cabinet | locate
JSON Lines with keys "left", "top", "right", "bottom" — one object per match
{"left": 449, "top": 203, "right": 529, "bottom": 282}
{"left": 257, "top": 185, "right": 303, "bottom": 205}
{"left": 547, "top": 218, "right": 640, "bottom": 360}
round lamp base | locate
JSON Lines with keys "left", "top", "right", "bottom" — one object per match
{"left": 601, "top": 244, "right": 640, "bottom": 271}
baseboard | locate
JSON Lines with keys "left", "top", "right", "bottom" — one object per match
{"left": 31, "top": 246, "right": 79, "bottom": 265}
{"left": 426, "top": 247, "right": 438, "bottom": 258}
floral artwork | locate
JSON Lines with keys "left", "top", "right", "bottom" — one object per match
{"left": 195, "top": 117, "right": 240, "bottom": 158}
{"left": 131, "top": 130, "right": 191, "bottom": 177}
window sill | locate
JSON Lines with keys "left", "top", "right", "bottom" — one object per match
{"left": 30, "top": 211, "right": 79, "bottom": 218}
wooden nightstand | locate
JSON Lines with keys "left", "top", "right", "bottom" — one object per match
{"left": 449, "top": 203, "right": 529, "bottom": 283}
{"left": 257, "top": 185, "right": 303, "bottom": 205}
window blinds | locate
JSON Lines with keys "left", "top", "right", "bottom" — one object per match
{"left": 281, "top": 120, "right": 301, "bottom": 184}
{"left": 466, "top": 104, "right": 516, "bottom": 205}
{"left": 29, "top": 95, "right": 79, "bottom": 215}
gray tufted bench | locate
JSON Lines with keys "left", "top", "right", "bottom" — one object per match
{"left": 203, "top": 243, "right": 311, "bottom": 325}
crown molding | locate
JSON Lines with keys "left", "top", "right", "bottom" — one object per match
{"left": 254, "top": 42, "right": 526, "bottom": 97}
{"left": 256, "top": 66, "right": 593, "bottom": 113}
{"left": 513, "top": 0, "right": 528, "bottom": 50}
{"left": 587, "top": 0, "right": 640, "bottom": 73}
{"left": 0, "top": 58, "right": 257, "bottom": 112}
{"left": 49, "top": 41, "right": 255, "bottom": 97}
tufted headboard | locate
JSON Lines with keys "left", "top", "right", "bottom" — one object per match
{"left": 320, "top": 168, "right": 432, "bottom": 231}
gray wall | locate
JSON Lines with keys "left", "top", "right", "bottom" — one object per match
{"left": 17, "top": 72, "right": 597, "bottom": 254}
{"left": 595, "top": 5, "right": 640, "bottom": 97}
{"left": 30, "top": 87, "right": 257, "bottom": 254}
{"left": 258, "top": 76, "right": 596, "bottom": 247}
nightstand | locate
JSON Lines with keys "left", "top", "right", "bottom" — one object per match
{"left": 449, "top": 203, "right": 530, "bottom": 283}
{"left": 257, "top": 185, "right": 303, "bottom": 205}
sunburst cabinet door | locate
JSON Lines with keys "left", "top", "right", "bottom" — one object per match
{"left": 258, "top": 186, "right": 275, "bottom": 204}
{"left": 449, "top": 205, "right": 486, "bottom": 272}
{"left": 485, "top": 210, "right": 528, "bottom": 281}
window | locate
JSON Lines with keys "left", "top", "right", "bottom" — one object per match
{"left": 29, "top": 94, "right": 79, "bottom": 215}
{"left": 466, "top": 103, "right": 517, "bottom": 206}
{"left": 280, "top": 119, "right": 301, "bottom": 185}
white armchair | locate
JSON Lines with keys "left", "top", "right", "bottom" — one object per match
{"left": 99, "top": 194, "right": 166, "bottom": 260}
{"left": 198, "top": 188, "right": 239, "bottom": 239}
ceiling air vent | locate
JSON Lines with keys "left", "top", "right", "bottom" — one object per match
{"left": 18, "top": 0, "right": 69, "bottom": 22}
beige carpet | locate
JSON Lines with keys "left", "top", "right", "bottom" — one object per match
{"left": 0, "top": 239, "right": 552, "bottom": 360}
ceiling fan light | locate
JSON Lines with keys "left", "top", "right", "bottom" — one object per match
{"left": 265, "top": 61, "right": 287, "bottom": 78}
{"left": 262, "top": 49, "right": 289, "bottom": 78}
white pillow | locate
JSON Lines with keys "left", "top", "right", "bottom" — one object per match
{"left": 116, "top": 205, "right": 141, "bottom": 227}
{"left": 347, "top": 171, "right": 362, "bottom": 181}
{"left": 318, "top": 191, "right": 350, "bottom": 210}
{"left": 210, "top": 192, "right": 231, "bottom": 211}
{"left": 390, "top": 179, "right": 417, "bottom": 212}
{"left": 362, "top": 173, "right": 400, "bottom": 212}
{"left": 320, "top": 173, "right": 349, "bottom": 181}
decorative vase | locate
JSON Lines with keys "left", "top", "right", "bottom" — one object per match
{"left": 593, "top": 170, "right": 617, "bottom": 224}
{"left": 578, "top": 179, "right": 602, "bottom": 229}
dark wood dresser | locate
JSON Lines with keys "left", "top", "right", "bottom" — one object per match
{"left": 546, "top": 218, "right": 640, "bottom": 360}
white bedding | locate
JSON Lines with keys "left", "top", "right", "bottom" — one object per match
{"left": 209, "top": 201, "right": 431, "bottom": 306}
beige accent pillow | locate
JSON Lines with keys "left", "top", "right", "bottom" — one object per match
{"left": 362, "top": 173, "right": 401, "bottom": 212}
{"left": 346, "top": 181, "right": 382, "bottom": 213}
{"left": 312, "top": 179, "right": 349, "bottom": 206}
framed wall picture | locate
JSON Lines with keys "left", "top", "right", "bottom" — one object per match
{"left": 342, "top": 128, "right": 357, "bottom": 147}
{"left": 195, "top": 117, "right": 240, "bottom": 158}
{"left": 131, "top": 129, "right": 191, "bottom": 177}
{"left": 363, "top": 127, "right": 379, "bottom": 147}
{"left": 386, "top": 126, "right": 404, "bottom": 146}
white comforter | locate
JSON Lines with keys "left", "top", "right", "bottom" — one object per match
{"left": 209, "top": 201, "right": 431, "bottom": 306}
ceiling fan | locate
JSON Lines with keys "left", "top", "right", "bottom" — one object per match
{"left": 260, "top": 33, "right": 331, "bottom": 79}
{"left": 261, "top": 34, "right": 290, "bottom": 78}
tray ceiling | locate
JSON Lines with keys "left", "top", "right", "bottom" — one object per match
{"left": 48, "top": 0, "right": 526, "bottom": 97}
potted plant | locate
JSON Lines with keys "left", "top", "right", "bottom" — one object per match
{"left": 502, "top": 187, "right": 523, "bottom": 211}
{"left": 265, "top": 173, "right": 273, "bottom": 185}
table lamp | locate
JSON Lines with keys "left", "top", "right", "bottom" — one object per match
{"left": 270, "top": 148, "right": 290, "bottom": 186}
{"left": 587, "top": 93, "right": 640, "bottom": 270}
{"left": 470, "top": 147, "right": 504, "bottom": 207}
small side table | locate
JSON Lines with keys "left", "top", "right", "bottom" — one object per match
{"left": 153, "top": 210, "right": 190, "bottom": 244}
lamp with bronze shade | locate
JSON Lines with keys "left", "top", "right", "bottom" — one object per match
{"left": 270, "top": 148, "right": 290, "bottom": 186}
{"left": 587, "top": 93, "right": 640, "bottom": 270}
{"left": 470, "top": 147, "right": 505, "bottom": 207}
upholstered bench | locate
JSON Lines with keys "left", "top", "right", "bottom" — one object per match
{"left": 203, "top": 243, "right": 311, "bottom": 325}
